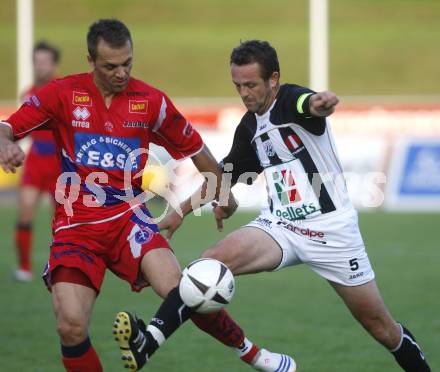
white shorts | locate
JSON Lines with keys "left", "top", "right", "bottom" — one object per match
{"left": 245, "top": 208, "right": 375, "bottom": 286}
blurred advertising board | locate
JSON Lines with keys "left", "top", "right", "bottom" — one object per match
{"left": 177, "top": 102, "right": 440, "bottom": 212}
{"left": 385, "top": 140, "right": 440, "bottom": 211}
{"left": 331, "top": 104, "right": 440, "bottom": 211}
{"left": 2, "top": 102, "right": 440, "bottom": 213}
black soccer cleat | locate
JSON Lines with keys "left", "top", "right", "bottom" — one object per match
{"left": 113, "top": 311, "right": 149, "bottom": 371}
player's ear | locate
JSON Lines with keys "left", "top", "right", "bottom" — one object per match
{"left": 87, "top": 54, "right": 95, "bottom": 69}
{"left": 269, "top": 71, "right": 279, "bottom": 89}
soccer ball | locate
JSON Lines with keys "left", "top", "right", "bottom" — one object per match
{"left": 179, "top": 258, "right": 235, "bottom": 314}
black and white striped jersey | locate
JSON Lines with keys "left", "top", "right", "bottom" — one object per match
{"left": 221, "top": 84, "right": 352, "bottom": 221}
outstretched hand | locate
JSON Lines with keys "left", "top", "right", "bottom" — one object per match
{"left": 212, "top": 194, "right": 238, "bottom": 232}
{"left": 158, "top": 194, "right": 238, "bottom": 239}
{"left": 158, "top": 210, "right": 183, "bottom": 240}
{"left": 309, "top": 91, "right": 339, "bottom": 117}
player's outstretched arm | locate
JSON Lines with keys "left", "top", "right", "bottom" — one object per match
{"left": 158, "top": 145, "right": 238, "bottom": 239}
{"left": 309, "top": 91, "right": 339, "bottom": 117}
{"left": 0, "top": 124, "right": 25, "bottom": 173}
{"left": 190, "top": 145, "right": 238, "bottom": 221}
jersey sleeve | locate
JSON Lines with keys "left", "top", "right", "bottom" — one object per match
{"left": 3, "top": 80, "right": 60, "bottom": 140}
{"left": 281, "top": 84, "right": 326, "bottom": 136}
{"left": 150, "top": 93, "right": 203, "bottom": 160}
{"left": 220, "top": 121, "right": 263, "bottom": 185}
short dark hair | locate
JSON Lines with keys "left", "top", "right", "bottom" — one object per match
{"left": 87, "top": 19, "right": 132, "bottom": 60}
{"left": 230, "top": 40, "right": 280, "bottom": 80}
{"left": 33, "top": 41, "right": 60, "bottom": 63}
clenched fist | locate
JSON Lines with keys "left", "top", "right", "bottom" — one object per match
{"left": 309, "top": 91, "right": 339, "bottom": 117}
{"left": 0, "top": 135, "right": 25, "bottom": 173}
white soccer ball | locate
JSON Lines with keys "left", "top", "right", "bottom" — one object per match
{"left": 179, "top": 258, "right": 235, "bottom": 314}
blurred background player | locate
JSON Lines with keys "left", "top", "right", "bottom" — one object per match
{"left": 14, "top": 41, "right": 61, "bottom": 282}
{"left": 15, "top": 41, "right": 60, "bottom": 280}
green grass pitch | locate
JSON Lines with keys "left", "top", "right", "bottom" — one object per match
{"left": 0, "top": 205, "right": 438, "bottom": 371}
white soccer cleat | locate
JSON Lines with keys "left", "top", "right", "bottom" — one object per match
{"left": 14, "top": 269, "right": 33, "bottom": 282}
{"left": 252, "top": 348, "right": 297, "bottom": 372}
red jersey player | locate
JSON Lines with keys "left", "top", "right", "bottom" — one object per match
{"left": 15, "top": 41, "right": 60, "bottom": 282}
{"left": 0, "top": 20, "right": 293, "bottom": 372}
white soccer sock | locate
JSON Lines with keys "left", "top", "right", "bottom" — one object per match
{"left": 253, "top": 349, "right": 297, "bottom": 372}
{"left": 146, "top": 324, "right": 166, "bottom": 346}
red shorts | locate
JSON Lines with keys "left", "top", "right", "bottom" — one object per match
{"left": 43, "top": 207, "right": 171, "bottom": 293}
{"left": 21, "top": 149, "right": 59, "bottom": 195}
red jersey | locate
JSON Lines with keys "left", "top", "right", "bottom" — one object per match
{"left": 4, "top": 73, "right": 203, "bottom": 230}
{"left": 23, "top": 85, "right": 57, "bottom": 152}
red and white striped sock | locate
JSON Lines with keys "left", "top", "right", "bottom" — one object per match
{"left": 235, "top": 337, "right": 260, "bottom": 364}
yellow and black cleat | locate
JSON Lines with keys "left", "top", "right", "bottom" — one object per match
{"left": 113, "top": 311, "right": 148, "bottom": 371}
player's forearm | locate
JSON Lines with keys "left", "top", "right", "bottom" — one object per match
{"left": 191, "top": 145, "right": 224, "bottom": 201}
{"left": 178, "top": 182, "right": 207, "bottom": 217}
{"left": 179, "top": 145, "right": 236, "bottom": 218}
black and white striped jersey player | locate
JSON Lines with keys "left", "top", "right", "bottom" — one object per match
{"left": 160, "top": 40, "right": 431, "bottom": 372}
{"left": 221, "top": 82, "right": 371, "bottom": 286}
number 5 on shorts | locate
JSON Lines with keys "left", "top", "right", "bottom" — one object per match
{"left": 349, "top": 258, "right": 359, "bottom": 271}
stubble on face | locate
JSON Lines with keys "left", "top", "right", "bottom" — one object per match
{"left": 230, "top": 62, "right": 277, "bottom": 115}
{"left": 91, "top": 39, "right": 133, "bottom": 95}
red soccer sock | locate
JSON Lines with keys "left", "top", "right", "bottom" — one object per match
{"left": 191, "top": 308, "right": 246, "bottom": 348}
{"left": 15, "top": 223, "right": 32, "bottom": 272}
{"left": 61, "top": 337, "right": 102, "bottom": 372}
{"left": 191, "top": 309, "right": 260, "bottom": 364}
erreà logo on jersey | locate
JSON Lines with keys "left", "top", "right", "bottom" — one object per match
{"left": 272, "top": 169, "right": 301, "bottom": 205}
{"left": 72, "top": 91, "right": 92, "bottom": 106}
{"left": 129, "top": 100, "right": 148, "bottom": 114}
{"left": 73, "top": 107, "right": 90, "bottom": 120}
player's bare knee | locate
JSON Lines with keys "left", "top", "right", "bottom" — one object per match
{"left": 202, "top": 244, "right": 240, "bottom": 273}
{"left": 201, "top": 246, "right": 220, "bottom": 260}
{"left": 151, "top": 273, "right": 181, "bottom": 299}
{"left": 155, "top": 283, "right": 178, "bottom": 299}
{"left": 359, "top": 314, "right": 392, "bottom": 345}
{"left": 141, "top": 249, "right": 182, "bottom": 298}
{"left": 56, "top": 316, "right": 88, "bottom": 345}
{"left": 17, "top": 209, "right": 34, "bottom": 224}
